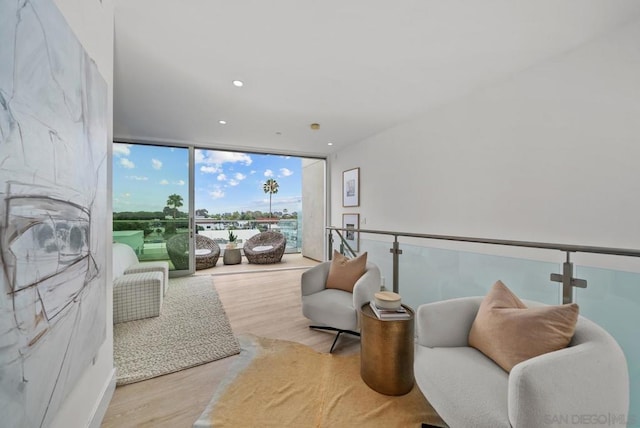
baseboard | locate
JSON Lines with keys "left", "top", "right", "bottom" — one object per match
{"left": 88, "top": 368, "right": 117, "bottom": 428}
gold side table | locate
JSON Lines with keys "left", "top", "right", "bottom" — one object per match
{"left": 360, "top": 303, "right": 415, "bottom": 396}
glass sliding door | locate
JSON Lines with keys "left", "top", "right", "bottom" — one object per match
{"left": 193, "top": 148, "right": 325, "bottom": 263}
{"left": 112, "top": 143, "right": 193, "bottom": 275}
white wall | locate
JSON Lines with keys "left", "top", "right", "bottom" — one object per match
{"left": 302, "top": 158, "right": 326, "bottom": 261}
{"left": 51, "top": 0, "right": 115, "bottom": 427}
{"left": 331, "top": 18, "right": 640, "bottom": 272}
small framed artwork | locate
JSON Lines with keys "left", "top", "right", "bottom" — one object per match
{"left": 342, "top": 213, "right": 360, "bottom": 252}
{"left": 342, "top": 167, "right": 360, "bottom": 207}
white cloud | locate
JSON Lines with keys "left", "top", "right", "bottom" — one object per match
{"left": 247, "top": 195, "right": 302, "bottom": 210}
{"left": 200, "top": 165, "right": 220, "bottom": 174}
{"left": 113, "top": 143, "right": 131, "bottom": 157}
{"left": 174, "top": 180, "right": 185, "bottom": 186}
{"left": 152, "top": 158, "right": 162, "bottom": 170}
{"left": 120, "top": 158, "right": 135, "bottom": 169}
{"left": 195, "top": 150, "right": 253, "bottom": 166}
{"left": 250, "top": 170, "right": 257, "bottom": 175}
{"left": 160, "top": 179, "right": 169, "bottom": 185}
{"left": 217, "top": 173, "right": 227, "bottom": 181}
{"left": 279, "top": 168, "right": 293, "bottom": 177}
{"left": 210, "top": 189, "right": 225, "bottom": 199}
{"left": 195, "top": 150, "right": 205, "bottom": 163}
{"left": 235, "top": 172, "right": 247, "bottom": 181}
{"left": 126, "top": 175, "right": 148, "bottom": 181}
{"left": 264, "top": 169, "right": 274, "bottom": 177}
{"left": 229, "top": 179, "right": 240, "bottom": 186}
{"left": 279, "top": 195, "right": 302, "bottom": 205}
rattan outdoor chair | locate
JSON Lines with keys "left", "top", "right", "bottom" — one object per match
{"left": 244, "top": 231, "right": 286, "bottom": 264}
{"left": 166, "top": 233, "right": 220, "bottom": 270}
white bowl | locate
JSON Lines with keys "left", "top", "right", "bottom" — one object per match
{"left": 374, "top": 291, "right": 402, "bottom": 310}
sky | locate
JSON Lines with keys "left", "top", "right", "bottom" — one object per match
{"left": 112, "top": 144, "right": 302, "bottom": 215}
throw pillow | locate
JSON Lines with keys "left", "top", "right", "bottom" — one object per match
{"left": 326, "top": 250, "right": 368, "bottom": 293}
{"left": 468, "top": 280, "right": 579, "bottom": 372}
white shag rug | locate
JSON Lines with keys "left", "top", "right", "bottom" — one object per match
{"left": 114, "top": 275, "right": 240, "bottom": 386}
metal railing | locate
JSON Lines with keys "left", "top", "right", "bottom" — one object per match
{"left": 327, "top": 226, "right": 640, "bottom": 304}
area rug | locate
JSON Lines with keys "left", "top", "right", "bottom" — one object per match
{"left": 194, "top": 335, "right": 446, "bottom": 427}
{"left": 114, "top": 275, "right": 240, "bottom": 386}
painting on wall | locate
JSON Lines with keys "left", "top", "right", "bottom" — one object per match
{"left": 0, "top": 0, "right": 108, "bottom": 426}
{"left": 342, "top": 213, "right": 360, "bottom": 253}
{"left": 342, "top": 167, "right": 360, "bottom": 207}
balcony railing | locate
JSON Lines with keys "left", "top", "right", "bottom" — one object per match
{"left": 195, "top": 218, "right": 300, "bottom": 253}
{"left": 112, "top": 218, "right": 301, "bottom": 268}
{"left": 327, "top": 226, "right": 640, "bottom": 417}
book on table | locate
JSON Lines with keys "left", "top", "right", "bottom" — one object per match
{"left": 369, "top": 301, "right": 411, "bottom": 320}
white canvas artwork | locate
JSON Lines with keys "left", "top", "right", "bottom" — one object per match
{"left": 0, "top": 0, "right": 108, "bottom": 426}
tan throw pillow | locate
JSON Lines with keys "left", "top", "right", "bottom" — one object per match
{"left": 468, "top": 280, "right": 579, "bottom": 372}
{"left": 325, "top": 250, "right": 368, "bottom": 293}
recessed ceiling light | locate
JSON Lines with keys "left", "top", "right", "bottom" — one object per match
{"left": 218, "top": 120, "right": 227, "bottom": 125}
{"left": 327, "top": 142, "right": 333, "bottom": 146}
{"left": 232, "top": 80, "right": 244, "bottom": 87}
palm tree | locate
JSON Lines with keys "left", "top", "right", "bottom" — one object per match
{"left": 166, "top": 194, "right": 183, "bottom": 219}
{"left": 263, "top": 178, "right": 279, "bottom": 228}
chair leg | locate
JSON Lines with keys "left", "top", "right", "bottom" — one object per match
{"left": 329, "top": 331, "right": 342, "bottom": 353}
{"left": 309, "top": 326, "right": 360, "bottom": 353}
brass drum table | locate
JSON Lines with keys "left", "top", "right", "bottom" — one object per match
{"left": 360, "top": 303, "right": 415, "bottom": 396}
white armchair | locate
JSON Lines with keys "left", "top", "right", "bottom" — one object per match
{"left": 301, "top": 261, "right": 381, "bottom": 352}
{"left": 414, "top": 297, "right": 630, "bottom": 427}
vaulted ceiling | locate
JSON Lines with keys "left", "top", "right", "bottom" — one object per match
{"left": 113, "top": 0, "right": 640, "bottom": 157}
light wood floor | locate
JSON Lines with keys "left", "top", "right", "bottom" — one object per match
{"left": 102, "top": 261, "right": 359, "bottom": 428}
{"left": 195, "top": 253, "right": 320, "bottom": 276}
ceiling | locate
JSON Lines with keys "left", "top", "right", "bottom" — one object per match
{"left": 113, "top": 0, "right": 640, "bottom": 157}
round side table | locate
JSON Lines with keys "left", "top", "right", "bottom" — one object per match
{"left": 360, "top": 303, "right": 415, "bottom": 396}
{"left": 223, "top": 248, "right": 242, "bottom": 265}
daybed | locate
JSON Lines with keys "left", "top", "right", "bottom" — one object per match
{"left": 414, "top": 296, "right": 629, "bottom": 427}
{"left": 112, "top": 243, "right": 169, "bottom": 323}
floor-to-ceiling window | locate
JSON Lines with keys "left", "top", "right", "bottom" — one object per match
{"left": 113, "top": 142, "right": 326, "bottom": 271}
{"left": 112, "top": 143, "right": 193, "bottom": 274}
{"left": 193, "top": 149, "right": 305, "bottom": 256}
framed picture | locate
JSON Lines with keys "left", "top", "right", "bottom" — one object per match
{"left": 342, "top": 213, "right": 360, "bottom": 252}
{"left": 342, "top": 167, "right": 360, "bottom": 207}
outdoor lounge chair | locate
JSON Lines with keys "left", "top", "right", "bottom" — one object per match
{"left": 166, "top": 233, "right": 220, "bottom": 270}
{"left": 244, "top": 231, "right": 286, "bottom": 264}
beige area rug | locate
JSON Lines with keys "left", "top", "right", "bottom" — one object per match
{"left": 114, "top": 275, "right": 240, "bottom": 386}
{"left": 194, "top": 335, "right": 446, "bottom": 428}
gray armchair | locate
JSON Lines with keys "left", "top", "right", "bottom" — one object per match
{"left": 414, "top": 297, "right": 629, "bottom": 427}
{"left": 301, "top": 261, "right": 381, "bottom": 352}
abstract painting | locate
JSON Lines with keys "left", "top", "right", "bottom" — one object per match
{"left": 0, "top": 0, "right": 108, "bottom": 426}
